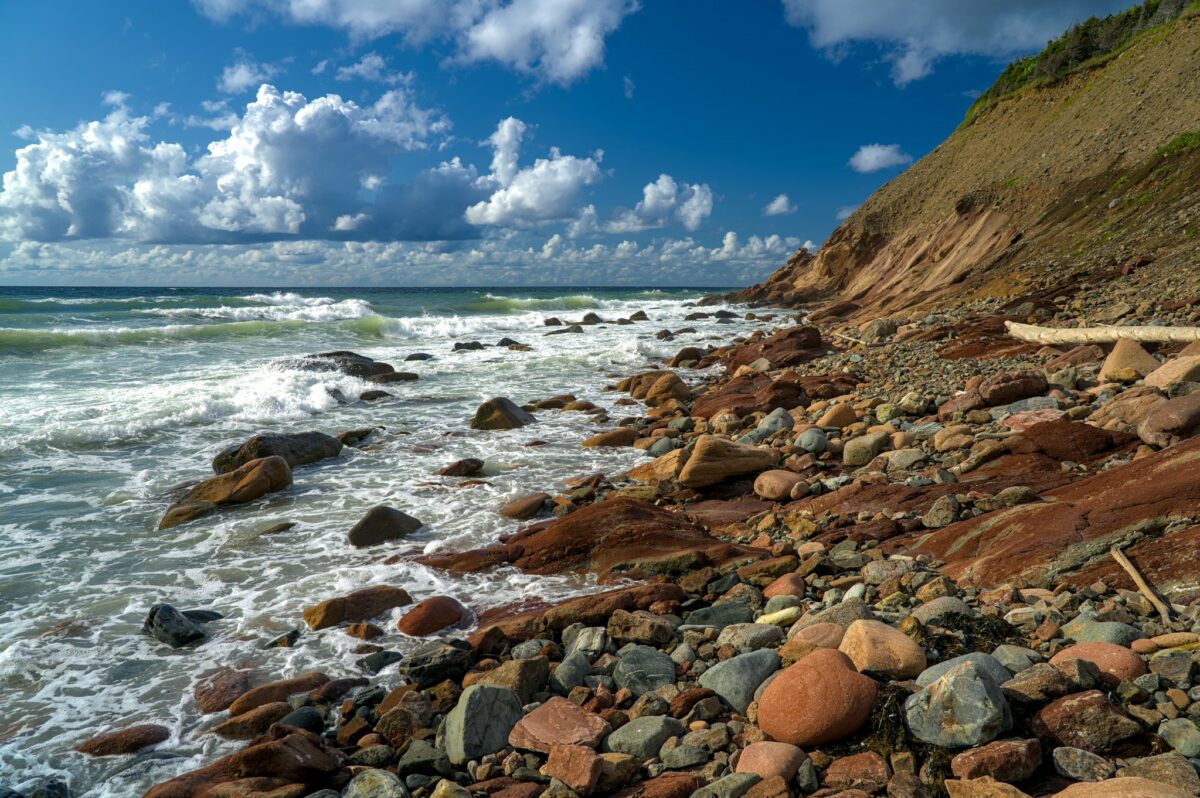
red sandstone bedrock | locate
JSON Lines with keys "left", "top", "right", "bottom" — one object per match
{"left": 900, "top": 436, "right": 1200, "bottom": 594}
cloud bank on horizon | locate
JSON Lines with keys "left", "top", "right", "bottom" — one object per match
{"left": 0, "top": 0, "right": 1133, "bottom": 285}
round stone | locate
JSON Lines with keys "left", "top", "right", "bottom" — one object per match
{"left": 757, "top": 649, "right": 876, "bottom": 747}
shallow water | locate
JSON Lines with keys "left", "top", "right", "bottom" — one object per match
{"left": 0, "top": 285, "right": 766, "bottom": 795}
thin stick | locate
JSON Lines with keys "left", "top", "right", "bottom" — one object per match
{"left": 1110, "top": 545, "right": 1173, "bottom": 625}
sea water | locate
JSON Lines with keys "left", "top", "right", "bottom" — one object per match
{"left": 0, "top": 286, "right": 763, "bottom": 794}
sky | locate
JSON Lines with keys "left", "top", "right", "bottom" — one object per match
{"left": 0, "top": 0, "right": 1132, "bottom": 287}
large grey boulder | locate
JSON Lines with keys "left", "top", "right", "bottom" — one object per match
{"left": 443, "top": 685, "right": 523, "bottom": 765}
{"left": 603, "top": 715, "right": 684, "bottom": 759}
{"left": 613, "top": 645, "right": 676, "bottom": 696}
{"left": 698, "top": 649, "right": 780, "bottom": 714}
{"left": 905, "top": 660, "right": 1012, "bottom": 748}
{"left": 213, "top": 431, "right": 343, "bottom": 474}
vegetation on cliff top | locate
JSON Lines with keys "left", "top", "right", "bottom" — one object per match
{"left": 961, "top": 0, "right": 1199, "bottom": 128}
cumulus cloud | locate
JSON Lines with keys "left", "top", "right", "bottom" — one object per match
{"left": 195, "top": 0, "right": 640, "bottom": 85}
{"left": 835, "top": 204, "right": 859, "bottom": 221}
{"left": 218, "top": 54, "right": 282, "bottom": 93}
{"left": 848, "top": 143, "right": 911, "bottom": 173}
{"left": 0, "top": 85, "right": 480, "bottom": 244}
{"left": 464, "top": 117, "right": 603, "bottom": 227}
{"left": 781, "top": 0, "right": 1131, "bottom": 85}
{"left": 623, "top": 75, "right": 635, "bottom": 98}
{"left": 606, "top": 174, "right": 714, "bottom": 233}
{"left": 335, "top": 52, "right": 413, "bottom": 84}
{"left": 763, "top": 193, "right": 796, "bottom": 216}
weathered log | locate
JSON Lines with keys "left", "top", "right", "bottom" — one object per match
{"left": 1005, "top": 321, "right": 1200, "bottom": 344}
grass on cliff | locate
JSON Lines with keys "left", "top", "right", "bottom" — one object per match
{"left": 961, "top": 0, "right": 1200, "bottom": 129}
{"left": 1157, "top": 131, "right": 1200, "bottom": 157}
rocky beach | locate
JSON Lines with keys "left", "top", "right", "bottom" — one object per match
{"left": 8, "top": 277, "right": 1200, "bottom": 798}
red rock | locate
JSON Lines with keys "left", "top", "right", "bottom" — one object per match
{"left": 227, "top": 672, "right": 329, "bottom": 717}
{"left": 939, "top": 388, "right": 985, "bottom": 421}
{"left": 583, "top": 428, "right": 641, "bottom": 448}
{"left": 1138, "top": 393, "right": 1200, "bottom": 448}
{"left": 611, "top": 773, "right": 703, "bottom": 798}
{"left": 303, "top": 585, "right": 412, "bottom": 630}
{"left": 757, "top": 649, "right": 876, "bottom": 747}
{"left": 763, "top": 572, "right": 808, "bottom": 599}
{"left": 692, "top": 373, "right": 806, "bottom": 419}
{"left": 544, "top": 744, "right": 602, "bottom": 794}
{"left": 950, "top": 738, "right": 1041, "bottom": 782}
{"left": 977, "top": 370, "right": 1048, "bottom": 407}
{"left": 499, "top": 492, "right": 550, "bottom": 519}
{"left": 824, "top": 751, "right": 891, "bottom": 792}
{"left": 1045, "top": 345, "right": 1105, "bottom": 370}
{"left": 1030, "top": 690, "right": 1141, "bottom": 753}
{"left": 1003, "top": 409, "right": 1066, "bottom": 431}
{"left": 1022, "top": 420, "right": 1114, "bottom": 462}
{"left": 1090, "top": 386, "right": 1167, "bottom": 429}
{"left": 421, "top": 498, "right": 764, "bottom": 582}
{"left": 396, "top": 595, "right": 468, "bottom": 636}
{"left": 345, "top": 622, "right": 383, "bottom": 640}
{"left": 724, "top": 326, "right": 824, "bottom": 371}
{"left": 211, "top": 701, "right": 291, "bottom": 739}
{"left": 77, "top": 723, "right": 169, "bottom": 756}
{"left": 194, "top": 669, "right": 252, "bottom": 713}
{"left": 1054, "top": 777, "right": 1194, "bottom": 797}
{"left": 911, "top": 436, "right": 1200, "bottom": 589}
{"left": 838, "top": 619, "right": 926, "bottom": 679}
{"left": 736, "top": 741, "right": 807, "bottom": 780}
{"left": 143, "top": 730, "right": 341, "bottom": 798}
{"left": 1050, "top": 643, "right": 1147, "bottom": 687}
{"left": 159, "top": 456, "right": 292, "bottom": 529}
{"left": 509, "top": 696, "right": 610, "bottom": 752}
{"left": 669, "top": 688, "right": 717, "bottom": 719}
{"left": 744, "top": 776, "right": 790, "bottom": 798}
{"left": 469, "top": 583, "right": 685, "bottom": 653}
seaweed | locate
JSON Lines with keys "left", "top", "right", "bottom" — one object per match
{"left": 911, "top": 612, "right": 1024, "bottom": 662}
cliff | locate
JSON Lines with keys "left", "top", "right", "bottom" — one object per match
{"left": 737, "top": 1, "right": 1200, "bottom": 320}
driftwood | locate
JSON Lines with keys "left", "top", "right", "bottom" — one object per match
{"left": 1005, "top": 321, "right": 1200, "bottom": 345}
{"left": 1110, "top": 545, "right": 1174, "bottom": 625}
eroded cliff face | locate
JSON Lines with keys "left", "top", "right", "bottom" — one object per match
{"left": 737, "top": 9, "right": 1200, "bottom": 319}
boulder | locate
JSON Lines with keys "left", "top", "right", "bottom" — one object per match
{"left": 1100, "top": 339, "right": 1160, "bottom": 382}
{"left": 1049, "top": 642, "right": 1146, "bottom": 687}
{"left": 698, "top": 649, "right": 780, "bottom": 713}
{"left": 613, "top": 645, "right": 677, "bottom": 696}
{"left": 978, "top": 370, "right": 1048, "bottom": 407}
{"left": 1145, "top": 356, "right": 1200, "bottom": 390}
{"left": 293, "top": 350, "right": 394, "bottom": 378}
{"left": 213, "top": 431, "right": 342, "bottom": 474}
{"left": 905, "top": 661, "right": 1012, "bottom": 748}
{"left": 509, "top": 696, "right": 611, "bottom": 752}
{"left": 304, "top": 585, "right": 412, "bottom": 630}
{"left": 397, "top": 596, "right": 468, "bottom": 636}
{"left": 1054, "top": 778, "right": 1193, "bottom": 797}
{"left": 143, "top": 603, "right": 209, "bottom": 648}
{"left": 422, "top": 497, "right": 763, "bottom": 582}
{"left": 471, "top": 397, "right": 536, "bottom": 430}
{"left": 499, "top": 492, "right": 550, "bottom": 519}
{"left": 735, "top": 741, "right": 807, "bottom": 781}
{"left": 544, "top": 744, "right": 603, "bottom": 795}
{"left": 343, "top": 770, "right": 408, "bottom": 798}
{"left": 724, "top": 326, "right": 824, "bottom": 371}
{"left": 843, "top": 432, "right": 890, "bottom": 467}
{"left": 436, "top": 458, "right": 485, "bottom": 477}
{"left": 583, "top": 428, "right": 641, "bottom": 447}
{"left": 603, "top": 715, "right": 685, "bottom": 760}
{"left": 757, "top": 649, "right": 876, "bottom": 747}
{"left": 77, "top": 723, "right": 170, "bottom": 756}
{"left": 753, "top": 470, "right": 806, "bottom": 501}
{"left": 838, "top": 619, "right": 926, "bottom": 679}
{"left": 1138, "top": 393, "right": 1200, "bottom": 448}
{"left": 159, "top": 456, "right": 292, "bottom": 529}
{"left": 1030, "top": 690, "right": 1141, "bottom": 753}
{"left": 443, "top": 685, "right": 523, "bottom": 765}
{"left": 678, "top": 435, "right": 780, "bottom": 488}
{"left": 1023, "top": 420, "right": 1114, "bottom": 462}
{"left": 228, "top": 672, "right": 329, "bottom": 717}
{"left": 950, "top": 738, "right": 1041, "bottom": 782}
{"left": 347, "top": 505, "right": 423, "bottom": 547}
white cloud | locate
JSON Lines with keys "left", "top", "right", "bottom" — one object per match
{"left": 218, "top": 55, "right": 281, "bottom": 93}
{"left": 781, "top": 0, "right": 1131, "bottom": 86}
{"left": 623, "top": 75, "right": 635, "bottom": 99}
{"left": 606, "top": 174, "right": 713, "bottom": 233}
{"left": 763, "top": 193, "right": 796, "bottom": 216}
{"left": 335, "top": 52, "right": 413, "bottom": 85}
{"left": 835, "top": 204, "right": 858, "bottom": 221}
{"left": 0, "top": 84, "right": 475, "bottom": 244}
{"left": 464, "top": 117, "right": 603, "bottom": 227}
{"left": 848, "top": 143, "right": 911, "bottom": 173}
{"left": 195, "top": 0, "right": 640, "bottom": 85}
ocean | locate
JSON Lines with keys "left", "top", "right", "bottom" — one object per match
{"left": 0, "top": 285, "right": 759, "bottom": 794}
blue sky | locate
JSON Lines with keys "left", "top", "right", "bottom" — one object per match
{"left": 0, "top": 0, "right": 1130, "bottom": 286}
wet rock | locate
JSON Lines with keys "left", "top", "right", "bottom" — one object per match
{"left": 343, "top": 768, "right": 409, "bottom": 798}
{"left": 396, "top": 641, "right": 472, "bottom": 688}
{"left": 471, "top": 397, "right": 536, "bottom": 430}
{"left": 443, "top": 685, "right": 523, "bottom": 765}
{"left": 603, "top": 715, "right": 684, "bottom": 760}
{"left": 212, "top": 431, "right": 343, "bottom": 474}
{"left": 159, "top": 455, "right": 292, "bottom": 529}
{"left": 194, "top": 669, "right": 251, "bottom": 713}
{"left": 77, "top": 723, "right": 170, "bottom": 756}
{"left": 905, "top": 660, "right": 1012, "bottom": 748}
{"left": 950, "top": 738, "right": 1041, "bottom": 782}
{"left": 143, "top": 604, "right": 209, "bottom": 648}
{"left": 303, "top": 585, "right": 412, "bottom": 630}
{"left": 211, "top": 701, "right": 292, "bottom": 739}
{"left": 396, "top": 596, "right": 468, "bottom": 636}
{"left": 228, "top": 672, "right": 329, "bottom": 717}
{"left": 1030, "top": 690, "right": 1141, "bottom": 753}
{"left": 584, "top": 428, "right": 641, "bottom": 448}
{"left": 347, "top": 505, "right": 424, "bottom": 547}
{"left": 499, "top": 492, "right": 550, "bottom": 520}
{"left": 698, "top": 649, "right": 780, "bottom": 713}
{"left": 294, "top": 350, "right": 395, "bottom": 379}
{"left": 757, "top": 649, "right": 876, "bottom": 747}
{"left": 436, "top": 458, "right": 484, "bottom": 477}
{"left": 509, "top": 696, "right": 610, "bottom": 753}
